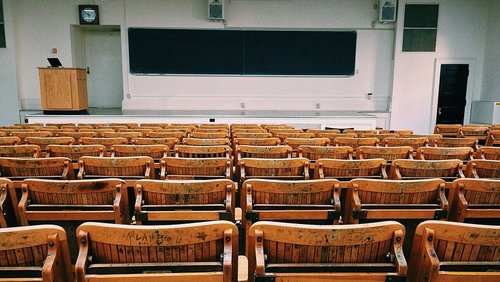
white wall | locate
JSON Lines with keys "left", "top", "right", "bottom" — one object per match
{"left": 390, "top": 0, "right": 489, "bottom": 133}
{"left": 3, "top": 0, "right": 498, "bottom": 131}
{"left": 481, "top": 0, "right": 500, "bottom": 101}
{"left": 0, "top": 0, "right": 21, "bottom": 125}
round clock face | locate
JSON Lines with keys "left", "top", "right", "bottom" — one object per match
{"left": 81, "top": 8, "right": 97, "bottom": 23}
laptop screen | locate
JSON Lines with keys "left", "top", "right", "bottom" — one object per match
{"left": 47, "top": 58, "right": 62, "bottom": 67}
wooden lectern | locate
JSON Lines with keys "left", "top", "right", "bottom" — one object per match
{"left": 38, "top": 68, "right": 88, "bottom": 111}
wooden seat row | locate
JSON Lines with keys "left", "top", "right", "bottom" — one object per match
{"left": 0, "top": 156, "right": 499, "bottom": 184}
{"left": 1, "top": 219, "right": 498, "bottom": 282}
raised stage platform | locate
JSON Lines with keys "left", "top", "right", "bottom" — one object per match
{"left": 26, "top": 109, "right": 378, "bottom": 129}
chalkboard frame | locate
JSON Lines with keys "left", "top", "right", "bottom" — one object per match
{"left": 128, "top": 28, "right": 357, "bottom": 76}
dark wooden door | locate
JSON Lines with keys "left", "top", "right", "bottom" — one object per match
{"left": 436, "top": 64, "right": 469, "bottom": 124}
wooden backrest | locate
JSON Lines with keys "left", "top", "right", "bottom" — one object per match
{"left": 248, "top": 221, "right": 407, "bottom": 281}
{"left": 345, "top": 179, "right": 447, "bottom": 224}
{"left": 360, "top": 133, "right": 400, "bottom": 140}
{"left": 237, "top": 145, "right": 292, "bottom": 159}
{"left": 190, "top": 131, "right": 229, "bottom": 139}
{"left": 476, "top": 146, "right": 500, "bottom": 160}
{"left": 11, "top": 131, "right": 53, "bottom": 142}
{"left": 134, "top": 179, "right": 236, "bottom": 224}
{"left": 234, "top": 137, "right": 280, "bottom": 146}
{"left": 343, "top": 129, "right": 378, "bottom": 135}
{"left": 379, "top": 129, "right": 414, "bottom": 135}
{"left": 284, "top": 137, "right": 330, "bottom": 149}
{"left": 182, "top": 138, "right": 230, "bottom": 146}
{"left": 408, "top": 220, "right": 500, "bottom": 282}
{"left": 25, "top": 136, "right": 75, "bottom": 150}
{"left": 56, "top": 131, "right": 99, "bottom": 142}
{"left": 101, "top": 131, "right": 143, "bottom": 141}
{"left": 19, "top": 178, "right": 129, "bottom": 224}
{"left": 111, "top": 144, "right": 170, "bottom": 159}
{"left": 46, "top": 144, "right": 105, "bottom": 161}
{"left": 382, "top": 137, "right": 428, "bottom": 150}
{"left": 305, "top": 129, "right": 341, "bottom": 136}
{"left": 0, "top": 224, "right": 73, "bottom": 281}
{"left": 0, "top": 144, "right": 42, "bottom": 158}
{"left": 139, "top": 123, "right": 168, "bottom": 128}
{"left": 160, "top": 157, "right": 232, "bottom": 180}
{"left": 80, "top": 128, "right": 115, "bottom": 137}
{"left": 334, "top": 137, "right": 380, "bottom": 149}
{"left": 434, "top": 124, "right": 462, "bottom": 137}
{"left": 318, "top": 132, "right": 357, "bottom": 143}
{"left": 195, "top": 128, "right": 230, "bottom": 133}
{"left": 485, "top": 130, "right": 500, "bottom": 146}
{"left": 357, "top": 146, "right": 414, "bottom": 161}
{"left": 298, "top": 145, "right": 353, "bottom": 160}
{"left": 0, "top": 136, "right": 22, "bottom": 145}
{"left": 275, "top": 132, "right": 315, "bottom": 142}
{"left": 239, "top": 157, "right": 310, "bottom": 182}
{"left": 79, "top": 137, "right": 128, "bottom": 149}
{"left": 435, "top": 137, "right": 478, "bottom": 149}
{"left": 390, "top": 159, "right": 464, "bottom": 180}
{"left": 147, "top": 131, "right": 186, "bottom": 139}
{"left": 243, "top": 179, "right": 340, "bottom": 206}
{"left": 78, "top": 156, "right": 155, "bottom": 179}
{"left": 75, "top": 221, "right": 238, "bottom": 282}
{"left": 416, "top": 146, "right": 474, "bottom": 161}
{"left": 0, "top": 157, "right": 74, "bottom": 179}
{"left": 448, "top": 178, "right": 500, "bottom": 222}
{"left": 269, "top": 129, "right": 303, "bottom": 136}
{"left": 460, "top": 126, "right": 490, "bottom": 137}
{"left": 233, "top": 132, "right": 273, "bottom": 139}
{"left": 465, "top": 159, "right": 500, "bottom": 178}
{"left": 174, "top": 145, "right": 232, "bottom": 158}
{"left": 314, "top": 158, "right": 388, "bottom": 179}
{"left": 132, "top": 137, "right": 179, "bottom": 147}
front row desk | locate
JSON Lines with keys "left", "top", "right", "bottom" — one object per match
{"left": 38, "top": 67, "right": 88, "bottom": 112}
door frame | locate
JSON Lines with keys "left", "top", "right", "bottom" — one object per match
{"left": 431, "top": 58, "right": 476, "bottom": 128}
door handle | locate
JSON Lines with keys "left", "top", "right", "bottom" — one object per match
{"left": 438, "top": 107, "right": 442, "bottom": 116}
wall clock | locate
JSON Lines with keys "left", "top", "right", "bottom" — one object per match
{"left": 79, "top": 5, "right": 99, "bottom": 25}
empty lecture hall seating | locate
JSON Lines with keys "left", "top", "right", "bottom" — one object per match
{"left": 0, "top": 122, "right": 499, "bottom": 280}
{"left": 248, "top": 221, "right": 407, "bottom": 282}
{"left": 408, "top": 220, "right": 500, "bottom": 282}
{"left": 75, "top": 221, "right": 239, "bottom": 282}
{"left": 134, "top": 179, "right": 236, "bottom": 224}
{"left": 485, "top": 130, "right": 500, "bottom": 146}
{"left": 0, "top": 224, "right": 73, "bottom": 281}
{"left": 448, "top": 178, "right": 500, "bottom": 222}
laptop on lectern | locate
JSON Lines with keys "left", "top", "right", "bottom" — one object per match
{"left": 47, "top": 58, "right": 63, "bottom": 67}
